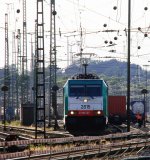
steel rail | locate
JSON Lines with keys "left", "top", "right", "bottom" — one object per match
{"left": 0, "top": 125, "right": 72, "bottom": 138}
{"left": 0, "top": 129, "right": 146, "bottom": 148}
{"left": 1, "top": 137, "right": 150, "bottom": 159}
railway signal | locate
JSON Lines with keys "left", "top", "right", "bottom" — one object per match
{"left": 1, "top": 85, "right": 9, "bottom": 131}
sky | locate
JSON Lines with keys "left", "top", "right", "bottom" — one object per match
{"left": 0, "top": 0, "right": 150, "bottom": 71}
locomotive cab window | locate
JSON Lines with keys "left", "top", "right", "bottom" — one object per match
{"left": 69, "top": 85, "right": 85, "bottom": 96}
{"left": 86, "top": 85, "right": 101, "bottom": 96}
{"left": 69, "top": 84, "right": 101, "bottom": 97}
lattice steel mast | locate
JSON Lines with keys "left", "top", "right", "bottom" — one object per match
{"left": 35, "top": 0, "right": 46, "bottom": 138}
{"left": 4, "top": 13, "right": 10, "bottom": 112}
{"left": 29, "top": 33, "right": 34, "bottom": 103}
{"left": 49, "top": 0, "right": 59, "bottom": 129}
{"left": 21, "top": 0, "right": 28, "bottom": 104}
{"left": 11, "top": 32, "right": 17, "bottom": 116}
{"left": 34, "top": 20, "right": 37, "bottom": 105}
{"left": 16, "top": 29, "right": 21, "bottom": 119}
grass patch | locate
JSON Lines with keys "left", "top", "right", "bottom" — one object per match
{"left": 0, "top": 120, "right": 21, "bottom": 126}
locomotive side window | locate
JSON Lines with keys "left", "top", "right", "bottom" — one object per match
{"left": 69, "top": 85, "right": 85, "bottom": 96}
{"left": 86, "top": 85, "right": 101, "bottom": 96}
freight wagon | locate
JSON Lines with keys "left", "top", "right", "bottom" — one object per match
{"left": 108, "top": 96, "right": 126, "bottom": 125}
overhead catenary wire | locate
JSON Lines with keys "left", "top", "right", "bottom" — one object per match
{"left": 1, "top": 0, "right": 150, "bottom": 70}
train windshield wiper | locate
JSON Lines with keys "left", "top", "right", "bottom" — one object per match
{"left": 90, "top": 96, "right": 94, "bottom": 99}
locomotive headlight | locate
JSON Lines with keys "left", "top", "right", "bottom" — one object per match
{"left": 70, "top": 111, "right": 74, "bottom": 115}
{"left": 97, "top": 111, "right": 101, "bottom": 115}
{"left": 83, "top": 98, "right": 88, "bottom": 103}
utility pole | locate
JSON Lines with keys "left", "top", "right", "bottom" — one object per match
{"left": 49, "top": 0, "right": 59, "bottom": 129}
{"left": 35, "top": 0, "right": 46, "bottom": 138}
{"left": 127, "top": 0, "right": 131, "bottom": 132}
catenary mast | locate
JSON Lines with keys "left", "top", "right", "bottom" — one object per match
{"left": 11, "top": 32, "right": 17, "bottom": 118}
{"left": 21, "top": 0, "right": 28, "bottom": 104}
{"left": 35, "top": 0, "right": 46, "bottom": 138}
{"left": 16, "top": 29, "right": 21, "bottom": 119}
{"left": 4, "top": 13, "right": 10, "bottom": 115}
{"left": 49, "top": 0, "right": 59, "bottom": 129}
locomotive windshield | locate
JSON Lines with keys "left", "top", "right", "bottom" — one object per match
{"left": 69, "top": 84, "right": 101, "bottom": 97}
{"left": 86, "top": 85, "right": 101, "bottom": 96}
{"left": 69, "top": 85, "right": 85, "bottom": 96}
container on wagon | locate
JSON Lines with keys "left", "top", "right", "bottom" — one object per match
{"left": 108, "top": 96, "right": 126, "bottom": 124}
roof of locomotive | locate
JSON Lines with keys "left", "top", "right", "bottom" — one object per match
{"left": 63, "top": 73, "right": 108, "bottom": 88}
{"left": 71, "top": 73, "right": 99, "bottom": 79}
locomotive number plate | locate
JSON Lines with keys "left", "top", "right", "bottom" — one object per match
{"left": 81, "top": 105, "right": 90, "bottom": 109}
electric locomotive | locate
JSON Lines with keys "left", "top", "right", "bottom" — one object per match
{"left": 63, "top": 73, "right": 108, "bottom": 135}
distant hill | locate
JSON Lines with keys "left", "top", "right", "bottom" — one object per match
{"left": 63, "top": 59, "right": 146, "bottom": 80}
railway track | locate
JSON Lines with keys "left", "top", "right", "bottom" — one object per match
{"left": 0, "top": 131, "right": 31, "bottom": 154}
{"left": 0, "top": 130, "right": 149, "bottom": 159}
{"left": 0, "top": 124, "right": 72, "bottom": 139}
{"left": 0, "top": 132, "right": 10, "bottom": 141}
{"left": 0, "top": 131, "right": 33, "bottom": 141}
{"left": 0, "top": 123, "right": 148, "bottom": 143}
{"left": 0, "top": 123, "right": 128, "bottom": 139}
{"left": 0, "top": 134, "right": 150, "bottom": 160}
{"left": 0, "top": 123, "right": 149, "bottom": 159}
